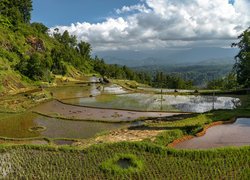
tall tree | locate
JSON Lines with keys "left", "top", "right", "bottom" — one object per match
{"left": 53, "top": 30, "right": 77, "bottom": 47}
{"left": 232, "top": 27, "right": 250, "bottom": 88}
{"left": 0, "top": 0, "right": 32, "bottom": 24}
{"left": 18, "top": 0, "right": 32, "bottom": 23}
{"left": 77, "top": 41, "right": 92, "bottom": 60}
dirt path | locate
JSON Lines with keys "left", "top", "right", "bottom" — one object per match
{"left": 95, "top": 128, "right": 163, "bottom": 143}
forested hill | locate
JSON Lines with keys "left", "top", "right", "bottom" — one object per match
{"left": 0, "top": 0, "right": 150, "bottom": 94}
{"left": 1, "top": 0, "right": 247, "bottom": 94}
{"left": 133, "top": 64, "right": 233, "bottom": 87}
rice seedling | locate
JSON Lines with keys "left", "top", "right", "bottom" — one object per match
{"left": 0, "top": 143, "right": 249, "bottom": 179}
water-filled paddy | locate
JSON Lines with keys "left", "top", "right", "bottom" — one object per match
{"left": 0, "top": 113, "right": 131, "bottom": 139}
{"left": 47, "top": 83, "right": 127, "bottom": 100}
{"left": 63, "top": 93, "right": 240, "bottom": 113}
{"left": 33, "top": 100, "right": 182, "bottom": 122}
{"left": 175, "top": 118, "right": 250, "bottom": 149}
{"left": 137, "top": 87, "right": 196, "bottom": 93}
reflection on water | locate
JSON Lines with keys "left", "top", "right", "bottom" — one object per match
{"left": 63, "top": 93, "right": 240, "bottom": 113}
{"left": 0, "top": 113, "right": 40, "bottom": 138}
{"left": 48, "top": 83, "right": 127, "bottom": 100}
{"left": 171, "top": 95, "right": 240, "bottom": 113}
{"left": 89, "top": 76, "right": 99, "bottom": 83}
{"left": 138, "top": 87, "right": 196, "bottom": 93}
{"left": 175, "top": 118, "right": 250, "bottom": 149}
{"left": 48, "top": 85, "right": 92, "bottom": 100}
{"left": 234, "top": 118, "right": 250, "bottom": 127}
{"left": 0, "top": 113, "right": 130, "bottom": 139}
{"left": 90, "top": 83, "right": 101, "bottom": 96}
{"left": 103, "top": 84, "right": 127, "bottom": 94}
{"left": 53, "top": 139, "right": 75, "bottom": 145}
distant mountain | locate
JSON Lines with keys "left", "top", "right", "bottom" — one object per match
{"left": 133, "top": 61, "right": 234, "bottom": 87}
{"left": 94, "top": 47, "right": 238, "bottom": 67}
{"left": 197, "top": 58, "right": 235, "bottom": 66}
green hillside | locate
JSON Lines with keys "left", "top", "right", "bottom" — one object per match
{"left": 0, "top": 1, "right": 147, "bottom": 95}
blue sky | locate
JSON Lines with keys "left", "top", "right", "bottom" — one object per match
{"left": 32, "top": 0, "right": 140, "bottom": 27}
{"left": 229, "top": 0, "right": 235, "bottom": 4}
{"left": 32, "top": 0, "right": 249, "bottom": 54}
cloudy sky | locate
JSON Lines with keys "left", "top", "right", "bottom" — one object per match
{"left": 32, "top": 0, "right": 250, "bottom": 53}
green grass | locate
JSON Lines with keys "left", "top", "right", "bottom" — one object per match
{"left": 153, "top": 130, "right": 184, "bottom": 146}
{"left": 100, "top": 153, "right": 143, "bottom": 174}
{"left": 0, "top": 142, "right": 249, "bottom": 179}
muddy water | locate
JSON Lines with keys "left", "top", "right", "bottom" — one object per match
{"left": 175, "top": 118, "right": 250, "bottom": 149}
{"left": 48, "top": 85, "right": 92, "bottom": 100}
{"left": 47, "top": 83, "right": 128, "bottom": 100}
{"left": 117, "top": 158, "right": 133, "bottom": 169}
{"left": 53, "top": 139, "right": 75, "bottom": 145}
{"left": 0, "top": 113, "right": 131, "bottom": 139}
{"left": 63, "top": 93, "right": 240, "bottom": 113}
{"left": 33, "top": 100, "right": 183, "bottom": 122}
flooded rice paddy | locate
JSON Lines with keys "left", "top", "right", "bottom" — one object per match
{"left": 0, "top": 80, "right": 242, "bottom": 143}
{"left": 63, "top": 93, "right": 240, "bottom": 113}
{"left": 138, "top": 87, "right": 197, "bottom": 93}
{"left": 175, "top": 118, "right": 250, "bottom": 149}
{"left": 53, "top": 139, "right": 76, "bottom": 145}
{"left": 33, "top": 100, "right": 182, "bottom": 122}
{"left": 0, "top": 112, "right": 131, "bottom": 139}
{"left": 48, "top": 83, "right": 128, "bottom": 100}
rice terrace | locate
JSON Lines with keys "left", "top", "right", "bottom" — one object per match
{"left": 0, "top": 0, "right": 250, "bottom": 179}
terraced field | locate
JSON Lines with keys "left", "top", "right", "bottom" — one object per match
{"left": 0, "top": 143, "right": 249, "bottom": 179}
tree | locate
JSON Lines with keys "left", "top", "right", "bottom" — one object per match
{"left": 0, "top": 14, "right": 11, "bottom": 27}
{"left": 16, "top": 53, "right": 51, "bottom": 81}
{"left": 50, "top": 48, "right": 67, "bottom": 75}
{"left": 232, "top": 27, "right": 250, "bottom": 88}
{"left": 0, "top": 0, "right": 32, "bottom": 24}
{"left": 77, "top": 41, "right": 92, "bottom": 60}
{"left": 53, "top": 30, "right": 77, "bottom": 47}
{"left": 206, "top": 73, "right": 238, "bottom": 90}
{"left": 17, "top": 0, "right": 32, "bottom": 23}
{"left": 31, "top": 22, "right": 48, "bottom": 34}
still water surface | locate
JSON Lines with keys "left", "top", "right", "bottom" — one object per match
{"left": 63, "top": 93, "right": 240, "bottom": 113}
{"left": 0, "top": 113, "right": 131, "bottom": 139}
{"left": 175, "top": 118, "right": 250, "bottom": 149}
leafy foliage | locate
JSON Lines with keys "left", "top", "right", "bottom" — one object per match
{"left": 16, "top": 53, "right": 52, "bottom": 81}
{"left": 206, "top": 72, "right": 238, "bottom": 90}
{"left": 0, "top": 0, "right": 32, "bottom": 25}
{"left": 232, "top": 27, "right": 250, "bottom": 88}
{"left": 30, "top": 22, "right": 49, "bottom": 34}
{"left": 151, "top": 71, "right": 193, "bottom": 89}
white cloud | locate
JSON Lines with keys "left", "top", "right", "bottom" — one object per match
{"left": 52, "top": 0, "right": 250, "bottom": 51}
{"left": 115, "top": 4, "right": 151, "bottom": 14}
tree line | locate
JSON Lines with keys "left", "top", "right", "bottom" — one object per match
{"left": 1, "top": 0, "right": 249, "bottom": 90}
